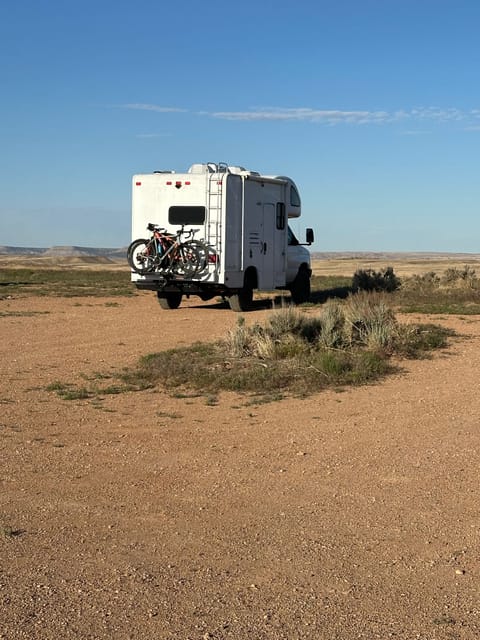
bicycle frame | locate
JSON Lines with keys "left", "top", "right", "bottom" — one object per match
{"left": 153, "top": 226, "right": 191, "bottom": 273}
{"left": 128, "top": 224, "right": 204, "bottom": 278}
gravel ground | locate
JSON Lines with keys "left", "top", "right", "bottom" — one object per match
{"left": 1, "top": 293, "right": 480, "bottom": 639}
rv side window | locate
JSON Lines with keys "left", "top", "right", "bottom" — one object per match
{"left": 168, "top": 206, "right": 206, "bottom": 225}
{"left": 276, "top": 203, "right": 285, "bottom": 230}
{"left": 290, "top": 186, "right": 301, "bottom": 207}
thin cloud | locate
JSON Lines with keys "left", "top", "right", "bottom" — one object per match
{"left": 208, "top": 107, "right": 393, "bottom": 125}
{"left": 207, "top": 106, "right": 479, "bottom": 126}
{"left": 122, "top": 103, "right": 187, "bottom": 113}
{"left": 410, "top": 107, "right": 465, "bottom": 122}
{"left": 119, "top": 103, "right": 480, "bottom": 127}
{"left": 399, "top": 130, "right": 431, "bottom": 136}
{"left": 136, "top": 133, "right": 172, "bottom": 138}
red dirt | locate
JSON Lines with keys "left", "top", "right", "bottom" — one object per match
{"left": 1, "top": 293, "right": 480, "bottom": 639}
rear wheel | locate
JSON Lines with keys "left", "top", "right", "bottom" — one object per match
{"left": 157, "top": 291, "right": 183, "bottom": 309}
{"left": 128, "top": 239, "right": 156, "bottom": 274}
{"left": 229, "top": 286, "right": 253, "bottom": 312}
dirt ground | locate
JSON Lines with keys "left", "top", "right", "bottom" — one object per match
{"left": 1, "top": 291, "right": 480, "bottom": 639}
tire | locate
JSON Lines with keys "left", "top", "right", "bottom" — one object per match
{"left": 290, "top": 268, "right": 311, "bottom": 305}
{"left": 128, "top": 239, "right": 156, "bottom": 274}
{"left": 185, "top": 241, "right": 211, "bottom": 276}
{"left": 171, "top": 243, "right": 201, "bottom": 278}
{"left": 157, "top": 291, "right": 182, "bottom": 309}
{"left": 229, "top": 286, "right": 253, "bottom": 312}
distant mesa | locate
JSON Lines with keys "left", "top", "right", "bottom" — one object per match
{"left": 1, "top": 246, "right": 480, "bottom": 262}
{"left": 44, "top": 246, "right": 94, "bottom": 257}
{"left": 0, "top": 245, "right": 128, "bottom": 259}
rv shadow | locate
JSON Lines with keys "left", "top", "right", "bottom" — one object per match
{"left": 190, "top": 297, "right": 276, "bottom": 311}
{"left": 189, "top": 284, "right": 353, "bottom": 311}
{"left": 310, "top": 285, "right": 353, "bottom": 305}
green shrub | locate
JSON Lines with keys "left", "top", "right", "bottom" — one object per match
{"left": 352, "top": 266, "right": 400, "bottom": 293}
{"left": 317, "top": 299, "right": 347, "bottom": 348}
{"left": 343, "top": 292, "right": 398, "bottom": 351}
{"left": 441, "top": 265, "right": 478, "bottom": 288}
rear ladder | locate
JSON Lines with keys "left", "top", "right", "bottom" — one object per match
{"left": 206, "top": 162, "right": 228, "bottom": 267}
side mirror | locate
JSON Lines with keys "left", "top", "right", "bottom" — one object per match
{"left": 305, "top": 228, "right": 314, "bottom": 245}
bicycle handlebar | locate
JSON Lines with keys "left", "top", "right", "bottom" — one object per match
{"left": 176, "top": 227, "right": 200, "bottom": 239}
{"left": 147, "top": 223, "right": 200, "bottom": 239}
{"left": 147, "top": 222, "right": 167, "bottom": 232}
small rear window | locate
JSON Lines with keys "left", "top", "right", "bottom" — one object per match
{"left": 169, "top": 206, "right": 206, "bottom": 225}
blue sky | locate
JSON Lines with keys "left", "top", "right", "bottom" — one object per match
{"left": 1, "top": 0, "right": 479, "bottom": 251}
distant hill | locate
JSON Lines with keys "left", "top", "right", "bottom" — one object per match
{"left": 2, "top": 246, "right": 480, "bottom": 262}
{"left": 0, "top": 246, "right": 128, "bottom": 259}
{"left": 311, "top": 251, "right": 480, "bottom": 260}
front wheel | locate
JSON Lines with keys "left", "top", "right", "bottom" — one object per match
{"left": 290, "top": 268, "right": 311, "bottom": 304}
{"left": 128, "top": 239, "right": 156, "bottom": 274}
{"left": 157, "top": 291, "right": 183, "bottom": 309}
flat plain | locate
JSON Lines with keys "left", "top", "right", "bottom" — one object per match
{"left": 1, "top": 255, "right": 480, "bottom": 639}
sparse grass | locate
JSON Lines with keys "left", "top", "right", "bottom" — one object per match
{"left": 394, "top": 266, "right": 480, "bottom": 314}
{"left": 2, "top": 525, "right": 24, "bottom": 539}
{"left": 0, "top": 310, "right": 50, "bottom": 317}
{"left": 171, "top": 391, "right": 203, "bottom": 399}
{"left": 120, "top": 296, "right": 453, "bottom": 402}
{"left": 432, "top": 615, "right": 456, "bottom": 626}
{"left": 36, "top": 268, "right": 463, "bottom": 404}
{"left": 311, "top": 266, "right": 480, "bottom": 315}
{"left": 394, "top": 323, "right": 454, "bottom": 357}
{"left": 395, "top": 294, "right": 480, "bottom": 315}
{"left": 0, "top": 268, "right": 133, "bottom": 297}
{"left": 245, "top": 392, "right": 285, "bottom": 405}
{"left": 45, "top": 379, "right": 140, "bottom": 401}
{"left": 157, "top": 411, "right": 182, "bottom": 419}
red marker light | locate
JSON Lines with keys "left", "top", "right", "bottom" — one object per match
{"left": 136, "top": 182, "right": 142, "bottom": 186}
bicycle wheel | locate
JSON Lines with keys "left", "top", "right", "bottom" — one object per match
{"left": 172, "top": 243, "right": 201, "bottom": 277}
{"left": 127, "top": 239, "right": 157, "bottom": 274}
{"left": 185, "top": 241, "right": 212, "bottom": 275}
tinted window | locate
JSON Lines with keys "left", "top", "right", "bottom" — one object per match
{"left": 290, "top": 186, "right": 301, "bottom": 207}
{"left": 168, "top": 206, "right": 206, "bottom": 225}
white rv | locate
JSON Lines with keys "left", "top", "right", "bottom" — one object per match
{"left": 131, "top": 162, "right": 314, "bottom": 311}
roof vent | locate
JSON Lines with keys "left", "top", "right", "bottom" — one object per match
{"left": 188, "top": 163, "right": 213, "bottom": 174}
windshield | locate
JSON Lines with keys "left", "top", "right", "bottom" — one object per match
{"left": 288, "top": 226, "right": 299, "bottom": 246}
